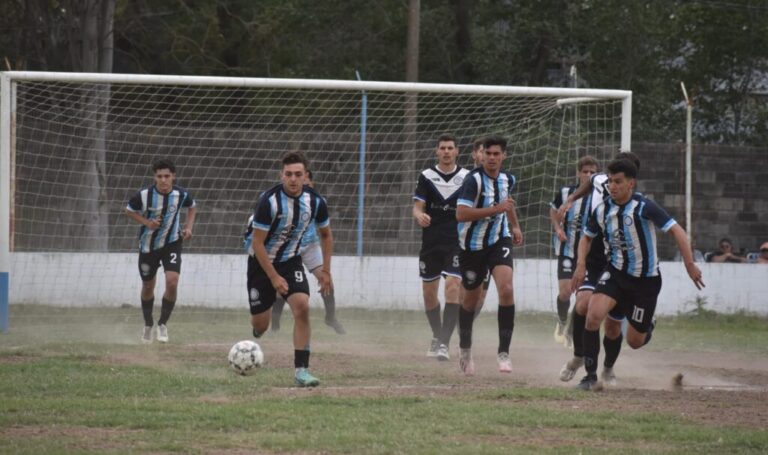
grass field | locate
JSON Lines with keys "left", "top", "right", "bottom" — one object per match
{"left": 1, "top": 305, "right": 767, "bottom": 454}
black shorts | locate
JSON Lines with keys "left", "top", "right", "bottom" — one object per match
{"left": 595, "top": 265, "right": 661, "bottom": 333}
{"left": 247, "top": 255, "right": 309, "bottom": 315}
{"left": 577, "top": 263, "right": 625, "bottom": 321}
{"left": 459, "top": 238, "right": 514, "bottom": 290}
{"left": 419, "top": 243, "right": 461, "bottom": 281}
{"left": 138, "top": 241, "right": 182, "bottom": 282}
{"left": 557, "top": 255, "right": 576, "bottom": 280}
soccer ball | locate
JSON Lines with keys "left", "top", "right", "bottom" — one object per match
{"left": 228, "top": 340, "right": 264, "bottom": 375}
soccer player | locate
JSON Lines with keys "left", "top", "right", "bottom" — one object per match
{"left": 572, "top": 157, "right": 704, "bottom": 390}
{"left": 549, "top": 156, "right": 599, "bottom": 346}
{"left": 271, "top": 170, "right": 345, "bottom": 335}
{"left": 413, "top": 134, "right": 470, "bottom": 361}
{"left": 455, "top": 135, "right": 523, "bottom": 375}
{"left": 470, "top": 137, "right": 491, "bottom": 315}
{"left": 246, "top": 151, "right": 333, "bottom": 387}
{"left": 557, "top": 151, "right": 640, "bottom": 386}
{"left": 125, "top": 159, "right": 196, "bottom": 343}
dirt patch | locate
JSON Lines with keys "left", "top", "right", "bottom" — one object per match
{"left": 2, "top": 425, "right": 144, "bottom": 452}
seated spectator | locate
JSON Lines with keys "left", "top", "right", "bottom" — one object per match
{"left": 705, "top": 238, "right": 747, "bottom": 263}
{"left": 756, "top": 242, "right": 768, "bottom": 264}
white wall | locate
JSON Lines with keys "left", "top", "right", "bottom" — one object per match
{"left": 10, "top": 253, "right": 767, "bottom": 315}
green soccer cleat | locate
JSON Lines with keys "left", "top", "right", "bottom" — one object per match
{"left": 294, "top": 368, "right": 320, "bottom": 387}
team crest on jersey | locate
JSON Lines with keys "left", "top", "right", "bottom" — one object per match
{"left": 623, "top": 215, "right": 633, "bottom": 226}
{"left": 301, "top": 212, "right": 311, "bottom": 222}
{"left": 168, "top": 205, "right": 177, "bottom": 214}
{"left": 453, "top": 176, "right": 464, "bottom": 185}
{"left": 419, "top": 261, "right": 426, "bottom": 273}
{"left": 465, "top": 270, "right": 477, "bottom": 284}
{"left": 249, "top": 288, "right": 260, "bottom": 303}
{"left": 140, "top": 263, "right": 151, "bottom": 276}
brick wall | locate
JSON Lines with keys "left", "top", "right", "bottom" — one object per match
{"left": 634, "top": 143, "right": 768, "bottom": 259}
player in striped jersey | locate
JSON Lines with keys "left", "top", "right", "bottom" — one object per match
{"left": 125, "top": 159, "right": 196, "bottom": 343}
{"left": 246, "top": 152, "right": 333, "bottom": 387}
{"left": 573, "top": 158, "right": 704, "bottom": 390}
{"left": 455, "top": 135, "right": 523, "bottom": 376}
{"left": 413, "top": 134, "right": 470, "bottom": 361}
{"left": 549, "top": 156, "right": 598, "bottom": 347}
{"left": 269, "top": 170, "right": 345, "bottom": 335}
{"left": 470, "top": 137, "right": 491, "bottom": 316}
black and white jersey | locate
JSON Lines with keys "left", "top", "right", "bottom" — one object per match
{"left": 551, "top": 185, "right": 590, "bottom": 259}
{"left": 585, "top": 173, "right": 610, "bottom": 267}
{"left": 456, "top": 168, "right": 516, "bottom": 251}
{"left": 126, "top": 185, "right": 195, "bottom": 253}
{"left": 413, "top": 165, "right": 470, "bottom": 247}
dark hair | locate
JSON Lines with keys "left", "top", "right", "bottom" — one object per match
{"left": 719, "top": 238, "right": 733, "bottom": 247}
{"left": 306, "top": 169, "right": 313, "bottom": 180}
{"left": 281, "top": 151, "right": 309, "bottom": 169}
{"left": 613, "top": 151, "right": 640, "bottom": 172}
{"left": 577, "top": 155, "right": 599, "bottom": 171}
{"left": 483, "top": 134, "right": 507, "bottom": 151}
{"left": 472, "top": 137, "right": 485, "bottom": 151}
{"left": 437, "top": 133, "right": 457, "bottom": 146}
{"left": 607, "top": 157, "right": 638, "bottom": 179}
{"left": 152, "top": 159, "right": 176, "bottom": 174}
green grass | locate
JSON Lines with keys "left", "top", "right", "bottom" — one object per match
{"left": 1, "top": 305, "right": 767, "bottom": 454}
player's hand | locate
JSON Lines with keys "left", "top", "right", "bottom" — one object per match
{"left": 556, "top": 200, "right": 573, "bottom": 222}
{"left": 685, "top": 262, "right": 705, "bottom": 290}
{"left": 571, "top": 264, "right": 586, "bottom": 293}
{"left": 496, "top": 198, "right": 514, "bottom": 214}
{"left": 145, "top": 218, "right": 161, "bottom": 230}
{"left": 555, "top": 228, "right": 566, "bottom": 242}
{"left": 270, "top": 275, "right": 289, "bottom": 295}
{"left": 511, "top": 227, "right": 523, "bottom": 246}
{"left": 181, "top": 228, "right": 193, "bottom": 240}
{"left": 318, "top": 270, "right": 333, "bottom": 296}
{"left": 416, "top": 213, "right": 431, "bottom": 228}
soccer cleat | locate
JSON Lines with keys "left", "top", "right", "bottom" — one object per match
{"left": 294, "top": 368, "right": 320, "bottom": 387}
{"left": 459, "top": 349, "right": 475, "bottom": 376}
{"left": 325, "top": 318, "right": 346, "bottom": 335}
{"left": 426, "top": 338, "right": 440, "bottom": 357}
{"left": 157, "top": 324, "right": 169, "bottom": 343}
{"left": 497, "top": 351, "right": 512, "bottom": 373}
{"left": 141, "top": 326, "right": 153, "bottom": 343}
{"left": 559, "top": 356, "right": 585, "bottom": 382}
{"left": 576, "top": 374, "right": 598, "bottom": 391}
{"left": 436, "top": 344, "right": 450, "bottom": 361}
{"left": 553, "top": 321, "right": 566, "bottom": 344}
{"left": 601, "top": 367, "right": 617, "bottom": 386}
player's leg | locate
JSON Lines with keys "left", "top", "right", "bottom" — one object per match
{"left": 310, "top": 267, "right": 345, "bottom": 335}
{"left": 436, "top": 249, "right": 461, "bottom": 360}
{"left": 474, "top": 272, "right": 490, "bottom": 319}
{"left": 271, "top": 296, "right": 286, "bottom": 332}
{"left": 422, "top": 279, "right": 442, "bottom": 356}
{"left": 624, "top": 275, "right": 662, "bottom": 349}
{"left": 601, "top": 314, "right": 623, "bottom": 385}
{"left": 457, "top": 249, "right": 485, "bottom": 376}
{"left": 491, "top": 263, "right": 515, "bottom": 373}
{"left": 554, "top": 256, "right": 574, "bottom": 344}
{"left": 156, "top": 242, "right": 183, "bottom": 343}
{"left": 559, "top": 288, "right": 589, "bottom": 381}
{"left": 247, "top": 256, "right": 277, "bottom": 338}
{"left": 283, "top": 257, "right": 318, "bottom": 387}
{"left": 138, "top": 251, "right": 161, "bottom": 342}
{"left": 579, "top": 289, "right": 619, "bottom": 390}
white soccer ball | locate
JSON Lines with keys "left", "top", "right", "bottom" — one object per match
{"left": 228, "top": 340, "right": 264, "bottom": 375}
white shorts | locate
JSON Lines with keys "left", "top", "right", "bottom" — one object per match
{"left": 300, "top": 242, "right": 323, "bottom": 272}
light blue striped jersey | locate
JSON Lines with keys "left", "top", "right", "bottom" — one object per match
{"left": 584, "top": 192, "right": 676, "bottom": 277}
{"left": 250, "top": 184, "right": 329, "bottom": 263}
{"left": 456, "top": 168, "right": 516, "bottom": 251}
{"left": 550, "top": 185, "right": 591, "bottom": 259}
{"left": 126, "top": 185, "right": 195, "bottom": 253}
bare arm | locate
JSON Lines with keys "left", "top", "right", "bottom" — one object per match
{"left": 251, "top": 229, "right": 289, "bottom": 295}
{"left": 557, "top": 179, "right": 592, "bottom": 220}
{"left": 549, "top": 207, "right": 566, "bottom": 242}
{"left": 412, "top": 200, "right": 431, "bottom": 228}
{"left": 317, "top": 225, "right": 334, "bottom": 296}
{"left": 182, "top": 206, "right": 196, "bottom": 240}
{"left": 570, "top": 235, "right": 592, "bottom": 293}
{"left": 125, "top": 208, "right": 160, "bottom": 230}
{"left": 456, "top": 199, "right": 513, "bottom": 222}
{"left": 507, "top": 200, "right": 523, "bottom": 246}
{"left": 669, "top": 224, "right": 705, "bottom": 289}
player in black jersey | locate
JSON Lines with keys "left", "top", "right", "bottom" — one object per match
{"left": 413, "top": 134, "right": 470, "bottom": 361}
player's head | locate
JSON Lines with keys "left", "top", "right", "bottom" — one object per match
{"left": 152, "top": 159, "right": 176, "bottom": 193}
{"left": 606, "top": 157, "right": 637, "bottom": 203}
{"left": 281, "top": 151, "right": 309, "bottom": 197}
{"left": 613, "top": 151, "right": 640, "bottom": 173}
{"left": 576, "top": 155, "right": 599, "bottom": 185}
{"left": 481, "top": 135, "right": 507, "bottom": 174}
{"left": 471, "top": 137, "right": 485, "bottom": 167}
{"left": 304, "top": 169, "right": 314, "bottom": 188}
{"left": 435, "top": 134, "right": 458, "bottom": 167}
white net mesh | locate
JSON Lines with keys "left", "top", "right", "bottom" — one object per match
{"left": 7, "top": 76, "right": 625, "bottom": 308}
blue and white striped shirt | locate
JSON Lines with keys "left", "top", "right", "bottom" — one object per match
{"left": 456, "top": 168, "right": 516, "bottom": 251}
{"left": 584, "top": 193, "right": 676, "bottom": 277}
{"left": 127, "top": 185, "right": 195, "bottom": 253}
{"left": 250, "top": 184, "right": 329, "bottom": 263}
{"left": 551, "top": 185, "right": 591, "bottom": 259}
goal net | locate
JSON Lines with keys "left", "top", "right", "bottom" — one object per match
{"left": 0, "top": 72, "right": 630, "bottom": 314}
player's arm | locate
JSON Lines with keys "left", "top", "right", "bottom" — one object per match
{"left": 570, "top": 235, "right": 592, "bottom": 293}
{"left": 549, "top": 207, "right": 566, "bottom": 242}
{"left": 251, "top": 229, "right": 289, "bottom": 295}
{"left": 557, "top": 178, "right": 592, "bottom": 220}
{"left": 317, "top": 225, "right": 334, "bottom": 296}
{"left": 668, "top": 224, "right": 705, "bottom": 290}
{"left": 182, "top": 205, "right": 196, "bottom": 240}
{"left": 507, "top": 199, "right": 523, "bottom": 246}
{"left": 412, "top": 199, "right": 431, "bottom": 227}
{"left": 456, "top": 199, "right": 512, "bottom": 222}
{"left": 125, "top": 208, "right": 160, "bottom": 230}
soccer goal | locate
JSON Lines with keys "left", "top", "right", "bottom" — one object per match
{"left": 0, "top": 71, "right": 631, "bottom": 328}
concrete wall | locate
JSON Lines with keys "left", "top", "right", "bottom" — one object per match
{"left": 10, "top": 253, "right": 766, "bottom": 315}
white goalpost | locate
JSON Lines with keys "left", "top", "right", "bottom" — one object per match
{"left": 0, "top": 71, "right": 632, "bottom": 329}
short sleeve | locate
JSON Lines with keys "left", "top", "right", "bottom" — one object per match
{"left": 641, "top": 199, "right": 677, "bottom": 232}
{"left": 315, "top": 197, "right": 330, "bottom": 228}
{"left": 583, "top": 207, "right": 600, "bottom": 238}
{"left": 182, "top": 191, "right": 195, "bottom": 208}
{"left": 551, "top": 188, "right": 564, "bottom": 210}
{"left": 413, "top": 173, "right": 429, "bottom": 202}
{"left": 127, "top": 191, "right": 144, "bottom": 212}
{"left": 252, "top": 197, "right": 273, "bottom": 231}
{"left": 457, "top": 174, "right": 478, "bottom": 208}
